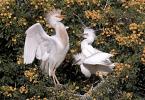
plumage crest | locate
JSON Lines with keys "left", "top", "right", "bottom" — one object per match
{"left": 83, "top": 27, "right": 96, "bottom": 37}
{"left": 46, "top": 9, "right": 62, "bottom": 20}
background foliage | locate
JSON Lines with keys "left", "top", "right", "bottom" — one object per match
{"left": 0, "top": 0, "right": 145, "bottom": 99}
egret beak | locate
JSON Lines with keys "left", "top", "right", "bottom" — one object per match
{"left": 77, "top": 33, "right": 87, "bottom": 37}
{"left": 56, "top": 15, "right": 65, "bottom": 19}
{"left": 77, "top": 34, "right": 83, "bottom": 37}
{"left": 82, "top": 26, "right": 86, "bottom": 29}
{"left": 76, "top": 34, "right": 83, "bottom": 39}
{"left": 76, "top": 34, "right": 87, "bottom": 39}
{"left": 83, "top": 33, "right": 87, "bottom": 36}
{"left": 82, "top": 33, "right": 88, "bottom": 38}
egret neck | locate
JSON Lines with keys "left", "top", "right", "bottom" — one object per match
{"left": 54, "top": 22, "right": 69, "bottom": 47}
{"left": 81, "top": 37, "right": 94, "bottom": 47}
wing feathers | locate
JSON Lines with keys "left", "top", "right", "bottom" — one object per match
{"left": 24, "top": 23, "right": 51, "bottom": 64}
{"left": 24, "top": 36, "right": 38, "bottom": 64}
{"left": 84, "top": 52, "right": 113, "bottom": 65}
{"left": 25, "top": 23, "right": 50, "bottom": 40}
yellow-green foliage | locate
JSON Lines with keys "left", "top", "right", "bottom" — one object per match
{"left": 0, "top": 0, "right": 145, "bottom": 99}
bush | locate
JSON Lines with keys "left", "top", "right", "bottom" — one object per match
{"left": 0, "top": 0, "right": 145, "bottom": 99}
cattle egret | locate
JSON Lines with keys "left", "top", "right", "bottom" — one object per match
{"left": 73, "top": 27, "right": 115, "bottom": 78}
{"left": 24, "top": 9, "right": 69, "bottom": 86}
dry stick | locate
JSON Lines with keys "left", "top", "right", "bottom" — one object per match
{"left": 73, "top": 13, "right": 87, "bottom": 28}
{"left": 73, "top": 13, "right": 102, "bottom": 32}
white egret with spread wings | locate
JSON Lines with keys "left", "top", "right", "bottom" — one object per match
{"left": 74, "top": 28, "right": 115, "bottom": 78}
{"left": 24, "top": 9, "right": 69, "bottom": 86}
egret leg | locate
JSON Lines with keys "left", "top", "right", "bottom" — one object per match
{"left": 52, "top": 72, "right": 57, "bottom": 86}
{"left": 53, "top": 68, "right": 60, "bottom": 85}
{"left": 41, "top": 61, "right": 45, "bottom": 71}
{"left": 51, "top": 68, "right": 59, "bottom": 86}
{"left": 54, "top": 73, "right": 60, "bottom": 85}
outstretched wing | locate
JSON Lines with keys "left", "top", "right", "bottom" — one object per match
{"left": 81, "top": 41, "right": 102, "bottom": 57}
{"left": 84, "top": 52, "right": 113, "bottom": 65}
{"left": 24, "top": 23, "right": 54, "bottom": 64}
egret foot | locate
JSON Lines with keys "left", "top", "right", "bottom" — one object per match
{"left": 55, "top": 84, "right": 67, "bottom": 90}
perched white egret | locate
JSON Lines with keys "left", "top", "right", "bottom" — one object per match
{"left": 74, "top": 27, "right": 115, "bottom": 78}
{"left": 24, "top": 9, "right": 69, "bottom": 86}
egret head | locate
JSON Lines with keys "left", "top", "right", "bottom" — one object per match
{"left": 46, "top": 9, "right": 65, "bottom": 27}
{"left": 83, "top": 27, "right": 96, "bottom": 43}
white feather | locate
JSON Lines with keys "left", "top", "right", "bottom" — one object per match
{"left": 80, "top": 64, "right": 91, "bottom": 77}
{"left": 74, "top": 27, "right": 115, "bottom": 77}
{"left": 42, "top": 52, "right": 49, "bottom": 61}
{"left": 36, "top": 45, "right": 42, "bottom": 60}
{"left": 24, "top": 23, "right": 53, "bottom": 64}
{"left": 84, "top": 52, "right": 113, "bottom": 65}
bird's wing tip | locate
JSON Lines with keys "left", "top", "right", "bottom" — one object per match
{"left": 25, "top": 23, "right": 41, "bottom": 34}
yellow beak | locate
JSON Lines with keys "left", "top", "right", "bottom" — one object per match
{"left": 56, "top": 15, "right": 65, "bottom": 19}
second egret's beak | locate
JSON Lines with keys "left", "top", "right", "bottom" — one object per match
{"left": 56, "top": 15, "right": 65, "bottom": 19}
{"left": 77, "top": 33, "right": 87, "bottom": 37}
{"left": 83, "top": 33, "right": 87, "bottom": 36}
{"left": 76, "top": 34, "right": 87, "bottom": 39}
{"left": 76, "top": 34, "right": 83, "bottom": 38}
{"left": 82, "top": 26, "right": 86, "bottom": 29}
{"left": 82, "top": 33, "right": 88, "bottom": 38}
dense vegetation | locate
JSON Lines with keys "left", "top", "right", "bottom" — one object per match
{"left": 0, "top": 0, "right": 145, "bottom": 99}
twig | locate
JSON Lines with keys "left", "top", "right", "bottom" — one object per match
{"left": 73, "top": 13, "right": 87, "bottom": 28}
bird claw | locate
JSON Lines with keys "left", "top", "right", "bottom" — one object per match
{"left": 55, "top": 84, "right": 67, "bottom": 90}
